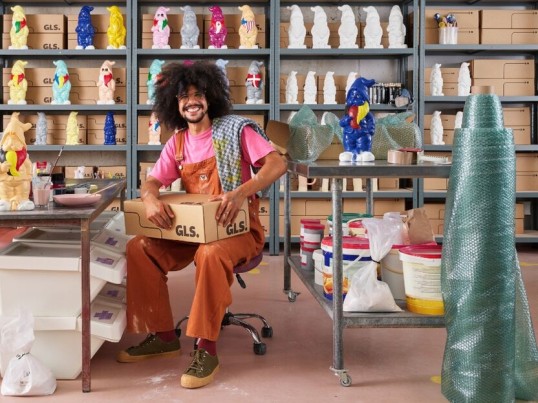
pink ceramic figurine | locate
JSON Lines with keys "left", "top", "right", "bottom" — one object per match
{"left": 152, "top": 6, "right": 171, "bottom": 49}
{"left": 208, "top": 5, "right": 227, "bottom": 49}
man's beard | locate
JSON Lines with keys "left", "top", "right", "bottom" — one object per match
{"left": 182, "top": 105, "right": 207, "bottom": 124}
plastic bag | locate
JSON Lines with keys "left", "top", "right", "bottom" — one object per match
{"left": 0, "top": 311, "right": 56, "bottom": 396}
{"left": 371, "top": 112, "right": 423, "bottom": 160}
{"left": 343, "top": 217, "right": 402, "bottom": 312}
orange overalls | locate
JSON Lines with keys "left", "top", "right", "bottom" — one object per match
{"left": 125, "top": 131, "right": 265, "bottom": 341}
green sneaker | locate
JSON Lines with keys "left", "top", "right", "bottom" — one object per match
{"left": 116, "top": 334, "right": 180, "bottom": 363}
{"left": 180, "top": 348, "right": 220, "bottom": 389}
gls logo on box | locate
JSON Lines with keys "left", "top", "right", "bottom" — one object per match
{"left": 176, "top": 225, "right": 198, "bottom": 238}
{"left": 226, "top": 220, "right": 247, "bottom": 236}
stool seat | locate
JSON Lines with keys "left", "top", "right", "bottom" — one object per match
{"left": 176, "top": 251, "right": 272, "bottom": 355}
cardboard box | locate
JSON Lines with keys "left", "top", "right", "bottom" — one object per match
{"left": 124, "top": 193, "right": 250, "bottom": 243}
{"left": 511, "top": 127, "right": 531, "bottom": 144}
{"left": 471, "top": 59, "right": 534, "bottom": 79}
{"left": 424, "top": 129, "right": 455, "bottom": 146}
{"left": 480, "top": 29, "right": 538, "bottom": 45}
{"left": 424, "top": 177, "right": 448, "bottom": 191}
{"left": 423, "top": 8, "right": 479, "bottom": 29}
{"left": 504, "top": 107, "right": 531, "bottom": 126}
{"left": 424, "top": 113, "right": 457, "bottom": 130}
{"left": 471, "top": 78, "right": 534, "bottom": 96}
{"left": 3, "top": 14, "right": 66, "bottom": 33}
{"left": 67, "top": 33, "right": 108, "bottom": 49}
{"left": 481, "top": 10, "right": 538, "bottom": 29}
{"left": 424, "top": 28, "right": 479, "bottom": 44}
{"left": 516, "top": 153, "right": 538, "bottom": 172}
{"left": 425, "top": 82, "right": 459, "bottom": 96}
{"left": 204, "top": 13, "right": 266, "bottom": 49}
{"left": 516, "top": 173, "right": 538, "bottom": 191}
{"left": 424, "top": 67, "right": 462, "bottom": 83}
{"left": 2, "top": 32, "right": 65, "bottom": 49}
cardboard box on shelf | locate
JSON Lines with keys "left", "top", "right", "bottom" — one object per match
{"left": 422, "top": 8, "right": 479, "bottom": 29}
{"left": 423, "top": 203, "right": 446, "bottom": 220}
{"left": 204, "top": 13, "right": 266, "bottom": 49}
{"left": 504, "top": 107, "right": 531, "bottom": 126}
{"left": 98, "top": 166, "right": 127, "bottom": 180}
{"left": 65, "top": 166, "right": 95, "bottom": 179}
{"left": 67, "top": 13, "right": 126, "bottom": 33}
{"left": 124, "top": 193, "right": 250, "bottom": 243}
{"left": 424, "top": 129, "right": 455, "bottom": 146}
{"left": 480, "top": 10, "right": 538, "bottom": 29}
{"left": 67, "top": 33, "right": 108, "bottom": 49}
{"left": 511, "top": 127, "right": 531, "bottom": 144}
{"left": 424, "top": 28, "right": 479, "bottom": 44}
{"left": 69, "top": 86, "right": 127, "bottom": 105}
{"left": 516, "top": 153, "right": 538, "bottom": 172}
{"left": 424, "top": 113, "right": 457, "bottom": 130}
{"left": 424, "top": 67, "right": 461, "bottom": 83}
{"left": 425, "top": 82, "right": 459, "bottom": 96}
{"left": 3, "top": 14, "right": 66, "bottom": 33}
{"left": 471, "top": 59, "right": 534, "bottom": 79}
{"left": 87, "top": 114, "right": 127, "bottom": 145}
{"left": 44, "top": 114, "right": 87, "bottom": 145}
{"left": 2, "top": 33, "right": 65, "bottom": 49}
{"left": 471, "top": 78, "right": 534, "bottom": 96}
{"left": 516, "top": 173, "right": 538, "bottom": 191}
{"left": 480, "top": 29, "right": 538, "bottom": 45}
{"left": 424, "top": 177, "right": 448, "bottom": 191}
{"left": 2, "top": 67, "right": 126, "bottom": 88}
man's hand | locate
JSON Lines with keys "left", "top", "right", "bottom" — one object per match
{"left": 210, "top": 189, "right": 245, "bottom": 227}
{"left": 145, "top": 196, "right": 175, "bottom": 230}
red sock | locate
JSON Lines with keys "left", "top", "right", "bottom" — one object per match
{"left": 197, "top": 339, "right": 217, "bottom": 356}
{"left": 156, "top": 330, "right": 177, "bottom": 342}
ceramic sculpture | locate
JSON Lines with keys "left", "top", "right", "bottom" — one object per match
{"left": 311, "top": 6, "right": 330, "bottom": 49}
{"left": 35, "top": 112, "right": 47, "bottom": 145}
{"left": 0, "top": 112, "right": 34, "bottom": 211}
{"left": 75, "top": 5, "right": 96, "bottom": 50}
{"left": 107, "top": 5, "right": 127, "bottom": 49}
{"left": 51, "top": 60, "right": 71, "bottom": 105}
{"left": 454, "top": 111, "right": 463, "bottom": 129}
{"left": 287, "top": 5, "right": 306, "bottom": 49}
{"left": 74, "top": 166, "right": 86, "bottom": 179}
{"left": 323, "top": 71, "right": 337, "bottom": 104}
{"left": 65, "top": 111, "right": 79, "bottom": 145}
{"left": 458, "top": 62, "right": 471, "bottom": 96}
{"left": 285, "top": 70, "right": 299, "bottom": 104}
{"left": 180, "top": 6, "right": 200, "bottom": 49}
{"left": 146, "top": 59, "right": 165, "bottom": 105}
{"left": 238, "top": 5, "right": 258, "bottom": 49}
{"left": 339, "top": 77, "right": 376, "bottom": 162}
{"left": 9, "top": 6, "right": 29, "bottom": 50}
{"left": 337, "top": 5, "right": 358, "bottom": 49}
{"left": 345, "top": 72, "right": 358, "bottom": 95}
{"left": 245, "top": 60, "right": 264, "bottom": 104}
{"left": 387, "top": 5, "right": 407, "bottom": 48}
{"left": 104, "top": 111, "right": 117, "bottom": 145}
{"left": 304, "top": 71, "right": 317, "bottom": 104}
{"left": 97, "top": 60, "right": 116, "bottom": 105}
{"left": 151, "top": 6, "right": 171, "bottom": 49}
{"left": 431, "top": 110, "right": 445, "bottom": 145}
{"left": 148, "top": 112, "right": 161, "bottom": 145}
{"left": 430, "top": 63, "right": 444, "bottom": 96}
{"left": 208, "top": 5, "right": 228, "bottom": 49}
{"left": 8, "top": 60, "right": 28, "bottom": 105}
{"left": 362, "top": 6, "right": 383, "bottom": 49}
{"left": 215, "top": 59, "right": 229, "bottom": 86}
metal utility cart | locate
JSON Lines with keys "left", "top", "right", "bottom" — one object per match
{"left": 283, "top": 160, "right": 451, "bottom": 386}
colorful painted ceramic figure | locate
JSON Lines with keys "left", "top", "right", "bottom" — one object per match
{"left": 245, "top": 60, "right": 264, "bottom": 104}
{"left": 146, "top": 59, "right": 165, "bottom": 105}
{"left": 75, "top": 5, "right": 96, "bottom": 50}
{"left": 51, "top": 60, "right": 71, "bottom": 105}
{"left": 180, "top": 6, "right": 200, "bottom": 49}
{"left": 97, "top": 60, "right": 116, "bottom": 105}
{"left": 8, "top": 60, "right": 28, "bottom": 105}
{"left": 286, "top": 5, "right": 306, "bottom": 49}
{"left": 147, "top": 112, "right": 161, "bottom": 145}
{"left": 9, "top": 5, "right": 29, "bottom": 50}
{"left": 0, "top": 112, "right": 34, "bottom": 211}
{"left": 337, "top": 5, "right": 358, "bottom": 49}
{"left": 339, "top": 77, "right": 376, "bottom": 161}
{"left": 208, "top": 5, "right": 227, "bottom": 49}
{"left": 65, "top": 111, "right": 79, "bottom": 145}
{"left": 104, "top": 111, "right": 117, "bottom": 145}
{"left": 35, "top": 112, "right": 47, "bottom": 145}
{"left": 107, "top": 5, "right": 127, "bottom": 49}
{"left": 238, "top": 5, "right": 258, "bottom": 49}
{"left": 151, "top": 6, "right": 171, "bottom": 49}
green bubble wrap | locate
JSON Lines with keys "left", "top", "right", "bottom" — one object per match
{"left": 441, "top": 94, "right": 538, "bottom": 402}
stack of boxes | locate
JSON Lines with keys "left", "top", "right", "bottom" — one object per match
{"left": 2, "top": 14, "right": 66, "bottom": 49}
{"left": 480, "top": 10, "right": 538, "bottom": 44}
{"left": 516, "top": 154, "right": 538, "bottom": 193}
{"left": 471, "top": 59, "right": 534, "bottom": 96}
{"left": 421, "top": 8, "right": 480, "bottom": 44}
{"left": 0, "top": 212, "right": 130, "bottom": 379}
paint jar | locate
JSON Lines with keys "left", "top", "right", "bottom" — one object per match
{"left": 327, "top": 213, "right": 370, "bottom": 236}
{"left": 300, "top": 240, "right": 319, "bottom": 271}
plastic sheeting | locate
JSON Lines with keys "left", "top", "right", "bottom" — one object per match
{"left": 441, "top": 94, "right": 538, "bottom": 402}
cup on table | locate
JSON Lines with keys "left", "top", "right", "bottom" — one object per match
{"left": 33, "top": 179, "right": 51, "bottom": 207}
{"left": 74, "top": 187, "right": 88, "bottom": 194}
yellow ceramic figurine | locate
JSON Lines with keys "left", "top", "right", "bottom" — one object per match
{"left": 107, "top": 5, "right": 127, "bottom": 49}
{"left": 0, "top": 112, "right": 34, "bottom": 211}
{"left": 9, "top": 5, "right": 29, "bottom": 50}
{"left": 65, "top": 111, "right": 80, "bottom": 145}
{"left": 8, "top": 60, "right": 28, "bottom": 105}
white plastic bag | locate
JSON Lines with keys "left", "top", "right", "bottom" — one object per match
{"left": 343, "top": 217, "right": 402, "bottom": 312}
{"left": 0, "top": 311, "right": 56, "bottom": 396}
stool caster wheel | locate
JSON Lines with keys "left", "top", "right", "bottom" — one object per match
{"left": 253, "top": 342, "right": 266, "bottom": 355}
{"left": 261, "top": 326, "right": 273, "bottom": 338}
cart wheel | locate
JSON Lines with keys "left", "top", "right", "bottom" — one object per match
{"left": 175, "top": 328, "right": 182, "bottom": 338}
{"left": 287, "top": 290, "right": 298, "bottom": 302}
{"left": 261, "top": 326, "right": 273, "bottom": 338}
{"left": 340, "top": 374, "right": 352, "bottom": 387}
{"left": 253, "top": 342, "right": 266, "bottom": 355}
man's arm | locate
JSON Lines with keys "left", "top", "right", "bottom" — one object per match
{"left": 141, "top": 176, "right": 175, "bottom": 230}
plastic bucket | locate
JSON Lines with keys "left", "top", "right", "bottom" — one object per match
{"left": 327, "top": 213, "right": 370, "bottom": 236}
{"left": 300, "top": 240, "right": 319, "bottom": 271}
{"left": 347, "top": 215, "right": 373, "bottom": 237}
{"left": 301, "top": 222, "right": 325, "bottom": 244}
{"left": 313, "top": 249, "right": 324, "bottom": 286}
{"left": 321, "top": 236, "right": 371, "bottom": 300}
{"left": 399, "top": 244, "right": 444, "bottom": 315}
{"left": 380, "top": 244, "right": 406, "bottom": 300}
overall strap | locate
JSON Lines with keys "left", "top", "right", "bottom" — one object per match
{"left": 174, "top": 129, "right": 186, "bottom": 169}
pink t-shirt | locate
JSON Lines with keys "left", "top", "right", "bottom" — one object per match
{"left": 149, "top": 125, "right": 275, "bottom": 188}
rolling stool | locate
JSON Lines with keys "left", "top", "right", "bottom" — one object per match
{"left": 175, "top": 252, "right": 273, "bottom": 355}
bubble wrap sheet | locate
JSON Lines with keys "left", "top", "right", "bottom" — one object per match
{"left": 441, "top": 94, "right": 538, "bottom": 402}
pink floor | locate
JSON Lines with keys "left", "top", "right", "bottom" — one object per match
{"left": 1, "top": 247, "right": 537, "bottom": 402}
